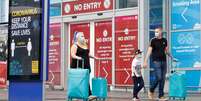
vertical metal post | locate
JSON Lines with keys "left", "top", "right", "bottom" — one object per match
{"left": 111, "top": 0, "right": 116, "bottom": 90}
{"left": 43, "top": 0, "right": 49, "bottom": 100}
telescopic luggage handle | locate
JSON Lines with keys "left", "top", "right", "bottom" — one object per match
{"left": 97, "top": 58, "right": 112, "bottom": 77}
{"left": 77, "top": 59, "right": 84, "bottom": 69}
{"left": 171, "top": 58, "right": 179, "bottom": 73}
{"left": 98, "top": 59, "right": 100, "bottom": 77}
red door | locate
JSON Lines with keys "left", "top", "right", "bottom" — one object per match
{"left": 94, "top": 21, "right": 112, "bottom": 84}
{"left": 115, "top": 15, "right": 138, "bottom": 85}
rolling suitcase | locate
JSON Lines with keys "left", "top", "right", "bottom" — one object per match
{"left": 67, "top": 60, "right": 89, "bottom": 101}
{"left": 169, "top": 71, "right": 186, "bottom": 100}
{"left": 92, "top": 59, "right": 108, "bottom": 100}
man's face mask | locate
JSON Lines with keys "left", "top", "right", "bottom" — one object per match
{"left": 155, "top": 32, "right": 160, "bottom": 37}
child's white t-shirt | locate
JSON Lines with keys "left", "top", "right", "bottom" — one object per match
{"left": 131, "top": 57, "right": 142, "bottom": 77}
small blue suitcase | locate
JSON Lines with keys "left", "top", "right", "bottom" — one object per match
{"left": 92, "top": 59, "right": 108, "bottom": 100}
{"left": 92, "top": 77, "right": 107, "bottom": 99}
{"left": 169, "top": 71, "right": 186, "bottom": 100}
{"left": 67, "top": 60, "right": 89, "bottom": 101}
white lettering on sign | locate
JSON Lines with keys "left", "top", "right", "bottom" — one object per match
{"left": 11, "top": 17, "right": 31, "bottom": 29}
{"left": 97, "top": 50, "right": 112, "bottom": 53}
{"left": 74, "top": 2, "right": 102, "bottom": 12}
{"left": 11, "top": 16, "right": 32, "bottom": 36}
{"left": 118, "top": 36, "right": 136, "bottom": 41}
{"left": 74, "top": 4, "right": 82, "bottom": 12}
{"left": 50, "top": 41, "right": 60, "bottom": 46}
{"left": 20, "top": 29, "right": 31, "bottom": 36}
{"left": 173, "top": 45, "right": 200, "bottom": 53}
{"left": 173, "top": 0, "right": 199, "bottom": 7}
{"left": 96, "top": 37, "right": 112, "bottom": 43}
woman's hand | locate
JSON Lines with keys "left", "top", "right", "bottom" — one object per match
{"left": 94, "top": 56, "right": 99, "bottom": 60}
{"left": 77, "top": 56, "right": 82, "bottom": 60}
{"left": 89, "top": 54, "right": 98, "bottom": 60}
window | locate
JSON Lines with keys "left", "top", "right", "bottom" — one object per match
{"left": 0, "top": 0, "right": 9, "bottom": 23}
{"left": 0, "top": 24, "right": 8, "bottom": 61}
{"left": 50, "top": 3, "right": 61, "bottom": 17}
{"left": 116, "top": 0, "right": 138, "bottom": 9}
{"left": 50, "top": 0, "right": 62, "bottom": 4}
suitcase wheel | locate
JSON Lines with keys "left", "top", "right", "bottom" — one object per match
{"left": 67, "top": 98, "right": 72, "bottom": 101}
{"left": 169, "top": 97, "right": 175, "bottom": 100}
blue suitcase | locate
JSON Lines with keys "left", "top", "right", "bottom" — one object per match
{"left": 92, "top": 77, "right": 108, "bottom": 99}
{"left": 67, "top": 60, "right": 89, "bottom": 101}
{"left": 169, "top": 71, "right": 186, "bottom": 100}
{"left": 92, "top": 59, "right": 108, "bottom": 100}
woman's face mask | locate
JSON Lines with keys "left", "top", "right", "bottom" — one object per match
{"left": 77, "top": 33, "right": 86, "bottom": 44}
{"left": 79, "top": 36, "right": 85, "bottom": 44}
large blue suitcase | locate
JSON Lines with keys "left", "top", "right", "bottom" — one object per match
{"left": 169, "top": 71, "right": 186, "bottom": 100}
{"left": 67, "top": 60, "right": 89, "bottom": 101}
{"left": 67, "top": 69, "right": 89, "bottom": 100}
{"left": 92, "top": 77, "right": 108, "bottom": 99}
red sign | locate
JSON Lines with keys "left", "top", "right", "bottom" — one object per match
{"left": 70, "top": 23, "right": 90, "bottom": 47}
{"left": 0, "top": 61, "right": 7, "bottom": 88}
{"left": 62, "top": 0, "right": 113, "bottom": 15}
{"left": 95, "top": 21, "right": 112, "bottom": 84}
{"left": 115, "top": 15, "right": 138, "bottom": 85}
{"left": 48, "top": 23, "right": 61, "bottom": 85}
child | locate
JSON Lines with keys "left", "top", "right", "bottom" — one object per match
{"left": 131, "top": 49, "right": 144, "bottom": 101}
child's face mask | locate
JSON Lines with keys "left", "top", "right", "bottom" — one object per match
{"left": 136, "top": 54, "right": 142, "bottom": 59}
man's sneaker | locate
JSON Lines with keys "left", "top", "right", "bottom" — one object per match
{"left": 158, "top": 96, "right": 168, "bottom": 101}
{"left": 88, "top": 95, "right": 97, "bottom": 101}
{"left": 132, "top": 98, "right": 140, "bottom": 101}
{"left": 148, "top": 91, "right": 154, "bottom": 99}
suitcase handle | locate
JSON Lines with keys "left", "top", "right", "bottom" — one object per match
{"left": 97, "top": 58, "right": 112, "bottom": 77}
{"left": 98, "top": 59, "right": 100, "bottom": 77}
{"left": 171, "top": 58, "right": 179, "bottom": 73}
{"left": 76, "top": 59, "right": 84, "bottom": 69}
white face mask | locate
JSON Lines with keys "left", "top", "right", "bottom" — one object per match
{"left": 79, "top": 37, "right": 85, "bottom": 44}
{"left": 76, "top": 32, "right": 85, "bottom": 44}
{"left": 136, "top": 54, "right": 142, "bottom": 59}
{"left": 155, "top": 32, "right": 160, "bottom": 37}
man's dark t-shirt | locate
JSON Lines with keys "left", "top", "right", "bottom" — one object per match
{"left": 150, "top": 37, "right": 167, "bottom": 61}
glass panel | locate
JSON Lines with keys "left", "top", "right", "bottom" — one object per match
{"left": 149, "top": 0, "right": 163, "bottom": 30}
{"left": 116, "top": 0, "right": 138, "bottom": 9}
{"left": 50, "top": 0, "right": 62, "bottom": 4}
{"left": 50, "top": 3, "right": 61, "bottom": 17}
{"left": 0, "top": 0, "right": 9, "bottom": 23}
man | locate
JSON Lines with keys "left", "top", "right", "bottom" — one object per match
{"left": 143, "top": 27, "right": 169, "bottom": 100}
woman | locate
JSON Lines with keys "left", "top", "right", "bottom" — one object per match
{"left": 70, "top": 31, "right": 96, "bottom": 97}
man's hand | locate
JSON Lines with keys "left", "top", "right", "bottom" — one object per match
{"left": 143, "top": 62, "right": 148, "bottom": 68}
{"left": 143, "top": 46, "right": 152, "bottom": 69}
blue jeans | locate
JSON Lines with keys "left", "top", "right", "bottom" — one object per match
{"left": 150, "top": 61, "right": 167, "bottom": 98}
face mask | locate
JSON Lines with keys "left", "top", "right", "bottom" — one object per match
{"left": 79, "top": 37, "right": 85, "bottom": 44}
{"left": 136, "top": 54, "right": 142, "bottom": 59}
{"left": 155, "top": 32, "right": 159, "bottom": 37}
